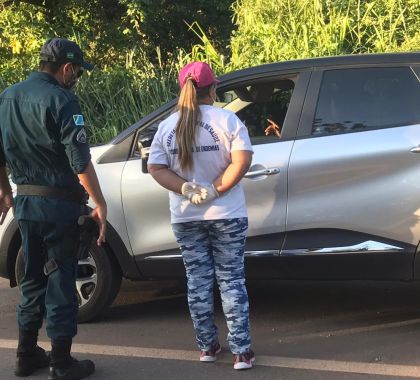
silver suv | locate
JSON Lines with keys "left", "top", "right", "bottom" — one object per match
{"left": 1, "top": 53, "right": 420, "bottom": 322}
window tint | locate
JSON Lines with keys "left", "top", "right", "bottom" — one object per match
{"left": 236, "top": 88, "right": 293, "bottom": 140}
{"left": 313, "top": 67, "right": 420, "bottom": 135}
{"left": 217, "top": 79, "right": 295, "bottom": 144}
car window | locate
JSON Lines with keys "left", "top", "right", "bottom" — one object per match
{"left": 217, "top": 79, "right": 295, "bottom": 144}
{"left": 134, "top": 112, "right": 172, "bottom": 158}
{"left": 135, "top": 78, "right": 297, "bottom": 157}
{"left": 312, "top": 67, "right": 420, "bottom": 136}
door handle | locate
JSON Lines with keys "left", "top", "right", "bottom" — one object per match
{"left": 410, "top": 146, "right": 420, "bottom": 153}
{"left": 244, "top": 167, "right": 280, "bottom": 178}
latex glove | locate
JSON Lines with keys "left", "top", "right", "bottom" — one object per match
{"left": 196, "top": 183, "right": 219, "bottom": 205}
{"left": 181, "top": 182, "right": 208, "bottom": 205}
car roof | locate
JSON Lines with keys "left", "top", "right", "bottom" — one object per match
{"left": 218, "top": 52, "right": 420, "bottom": 82}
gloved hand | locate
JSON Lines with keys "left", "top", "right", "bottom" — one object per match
{"left": 181, "top": 182, "right": 207, "bottom": 205}
{"left": 181, "top": 182, "right": 219, "bottom": 205}
{"left": 196, "top": 183, "right": 219, "bottom": 205}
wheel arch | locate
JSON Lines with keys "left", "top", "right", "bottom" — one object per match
{"left": 97, "top": 220, "right": 141, "bottom": 280}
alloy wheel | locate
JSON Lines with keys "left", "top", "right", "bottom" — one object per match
{"left": 76, "top": 254, "right": 97, "bottom": 308}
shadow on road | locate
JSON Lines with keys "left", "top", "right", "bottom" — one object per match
{"left": 105, "top": 279, "right": 420, "bottom": 326}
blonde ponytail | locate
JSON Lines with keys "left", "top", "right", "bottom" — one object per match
{"left": 175, "top": 77, "right": 201, "bottom": 170}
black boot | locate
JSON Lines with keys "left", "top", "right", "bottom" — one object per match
{"left": 15, "top": 329, "right": 50, "bottom": 377}
{"left": 49, "top": 339, "right": 94, "bottom": 380}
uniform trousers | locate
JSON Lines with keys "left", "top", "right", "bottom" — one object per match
{"left": 17, "top": 220, "right": 79, "bottom": 340}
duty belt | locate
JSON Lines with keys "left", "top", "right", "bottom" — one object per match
{"left": 16, "top": 184, "right": 87, "bottom": 204}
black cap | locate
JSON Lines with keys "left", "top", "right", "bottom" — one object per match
{"left": 40, "top": 38, "right": 94, "bottom": 71}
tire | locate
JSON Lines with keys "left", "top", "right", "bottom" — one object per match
{"left": 15, "top": 243, "right": 122, "bottom": 323}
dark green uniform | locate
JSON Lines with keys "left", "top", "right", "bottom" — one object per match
{"left": 0, "top": 71, "right": 91, "bottom": 340}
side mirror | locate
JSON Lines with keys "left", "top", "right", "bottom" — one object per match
{"left": 138, "top": 135, "right": 153, "bottom": 173}
{"left": 140, "top": 147, "right": 150, "bottom": 173}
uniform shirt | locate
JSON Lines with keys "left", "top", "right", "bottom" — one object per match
{"left": 148, "top": 104, "right": 253, "bottom": 223}
{"left": 0, "top": 72, "right": 91, "bottom": 222}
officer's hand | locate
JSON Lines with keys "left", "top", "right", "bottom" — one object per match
{"left": 89, "top": 204, "right": 107, "bottom": 246}
{"left": 0, "top": 192, "right": 13, "bottom": 225}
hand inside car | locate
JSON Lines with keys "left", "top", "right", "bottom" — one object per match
{"left": 264, "top": 119, "right": 282, "bottom": 137}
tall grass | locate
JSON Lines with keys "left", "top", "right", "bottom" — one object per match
{"left": 77, "top": 50, "right": 179, "bottom": 145}
{"left": 183, "top": 22, "right": 226, "bottom": 75}
{"left": 227, "top": 0, "right": 420, "bottom": 70}
{"left": 0, "top": 48, "right": 179, "bottom": 145}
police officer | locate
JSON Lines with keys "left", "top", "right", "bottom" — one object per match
{"left": 0, "top": 38, "right": 107, "bottom": 379}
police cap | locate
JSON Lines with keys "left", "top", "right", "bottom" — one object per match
{"left": 40, "top": 38, "right": 94, "bottom": 71}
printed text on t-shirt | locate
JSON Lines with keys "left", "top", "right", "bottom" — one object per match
{"left": 165, "top": 121, "right": 221, "bottom": 148}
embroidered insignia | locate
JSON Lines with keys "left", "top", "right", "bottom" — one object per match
{"left": 73, "top": 115, "right": 85, "bottom": 126}
{"left": 76, "top": 128, "right": 87, "bottom": 144}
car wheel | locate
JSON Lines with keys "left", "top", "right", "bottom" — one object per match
{"left": 15, "top": 243, "right": 122, "bottom": 323}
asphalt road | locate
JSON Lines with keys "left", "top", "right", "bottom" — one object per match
{"left": 2, "top": 277, "right": 420, "bottom": 379}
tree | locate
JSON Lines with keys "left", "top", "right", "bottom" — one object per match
{"left": 119, "top": 0, "right": 233, "bottom": 60}
{"left": 0, "top": 0, "right": 234, "bottom": 71}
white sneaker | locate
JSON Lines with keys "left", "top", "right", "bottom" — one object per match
{"left": 199, "top": 342, "right": 221, "bottom": 363}
{"left": 233, "top": 350, "right": 255, "bottom": 370}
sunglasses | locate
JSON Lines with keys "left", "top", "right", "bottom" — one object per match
{"left": 71, "top": 65, "right": 84, "bottom": 78}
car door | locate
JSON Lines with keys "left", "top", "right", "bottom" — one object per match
{"left": 284, "top": 65, "right": 420, "bottom": 280}
{"left": 234, "top": 72, "right": 310, "bottom": 278}
{"left": 120, "top": 111, "right": 181, "bottom": 278}
{"left": 120, "top": 70, "right": 311, "bottom": 278}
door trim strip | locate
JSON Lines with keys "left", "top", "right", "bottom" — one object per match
{"left": 281, "top": 240, "right": 404, "bottom": 256}
{"left": 143, "top": 241, "right": 404, "bottom": 260}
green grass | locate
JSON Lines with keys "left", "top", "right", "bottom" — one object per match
{"left": 76, "top": 52, "right": 179, "bottom": 145}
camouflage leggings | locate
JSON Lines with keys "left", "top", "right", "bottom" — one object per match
{"left": 172, "top": 217, "right": 251, "bottom": 354}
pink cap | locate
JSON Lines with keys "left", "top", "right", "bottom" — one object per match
{"left": 178, "top": 61, "right": 220, "bottom": 89}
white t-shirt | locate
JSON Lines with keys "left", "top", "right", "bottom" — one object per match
{"left": 148, "top": 104, "right": 253, "bottom": 223}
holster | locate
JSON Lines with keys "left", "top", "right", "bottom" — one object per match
{"left": 77, "top": 215, "right": 99, "bottom": 260}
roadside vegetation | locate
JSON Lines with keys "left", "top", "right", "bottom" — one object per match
{"left": 1, "top": 0, "right": 419, "bottom": 144}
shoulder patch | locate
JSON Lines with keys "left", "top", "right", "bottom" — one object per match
{"left": 76, "top": 128, "right": 87, "bottom": 144}
{"left": 73, "top": 115, "right": 85, "bottom": 126}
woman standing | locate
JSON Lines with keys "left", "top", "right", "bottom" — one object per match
{"left": 148, "top": 62, "right": 254, "bottom": 370}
